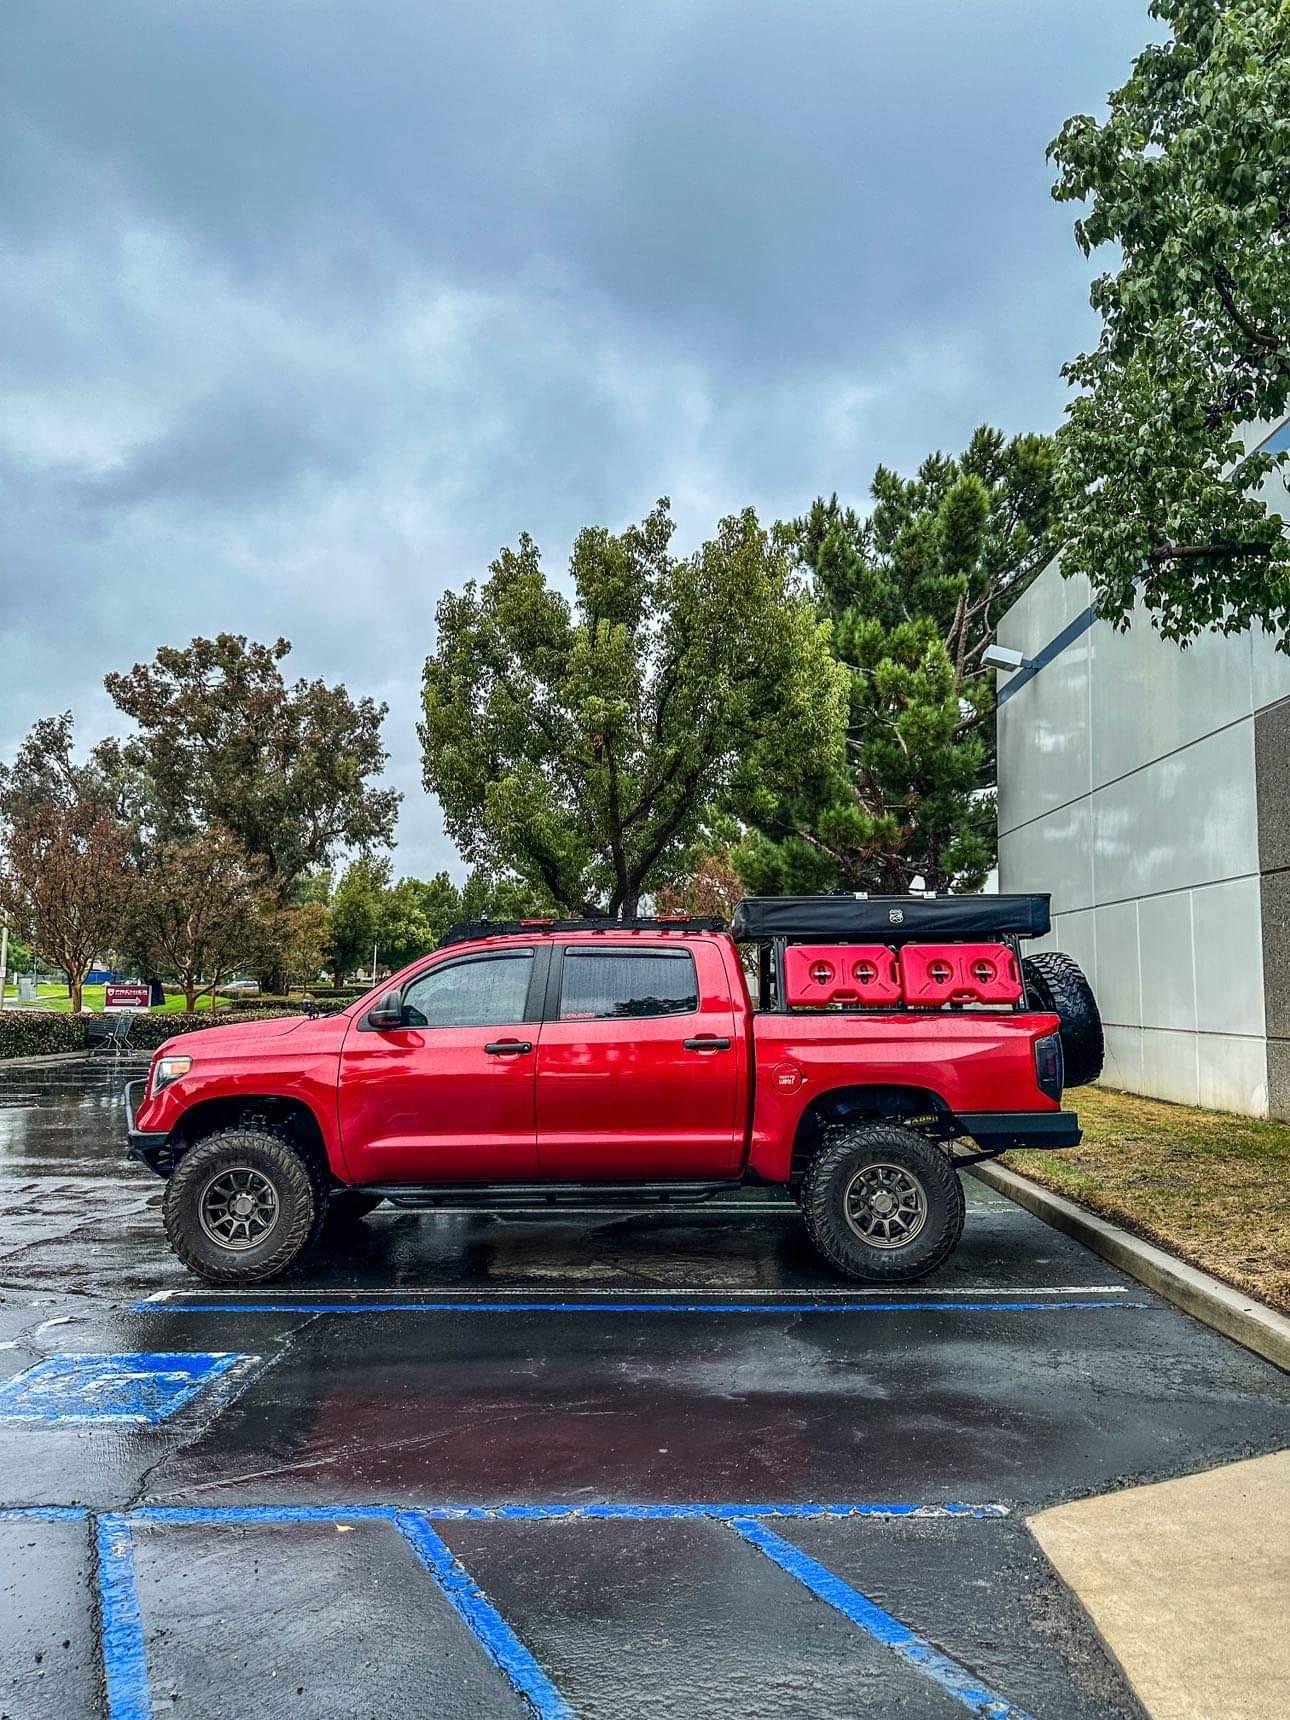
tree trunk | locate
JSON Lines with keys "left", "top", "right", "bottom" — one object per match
{"left": 69, "top": 976, "right": 83, "bottom": 1013}
{"left": 185, "top": 980, "right": 198, "bottom": 1012}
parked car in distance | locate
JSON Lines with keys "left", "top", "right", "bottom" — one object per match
{"left": 221, "top": 978, "right": 260, "bottom": 994}
{"left": 124, "top": 895, "right": 1103, "bottom": 1286}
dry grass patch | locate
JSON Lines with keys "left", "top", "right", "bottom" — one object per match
{"left": 1001, "top": 1085, "right": 1290, "bottom": 1314}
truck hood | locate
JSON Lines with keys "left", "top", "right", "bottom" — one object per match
{"left": 156, "top": 1013, "right": 336, "bottom": 1058}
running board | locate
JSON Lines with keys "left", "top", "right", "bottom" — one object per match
{"left": 366, "top": 1180, "right": 744, "bottom": 1210}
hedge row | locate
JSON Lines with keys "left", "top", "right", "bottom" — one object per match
{"left": 221, "top": 992, "right": 360, "bottom": 1011}
{"left": 0, "top": 1011, "right": 89, "bottom": 1059}
{"left": 0, "top": 1005, "right": 305, "bottom": 1060}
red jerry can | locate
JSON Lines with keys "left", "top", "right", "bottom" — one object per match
{"left": 783, "top": 944, "right": 902, "bottom": 1008}
{"left": 897, "top": 943, "right": 1023, "bottom": 1006}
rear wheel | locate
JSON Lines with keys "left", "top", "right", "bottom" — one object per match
{"left": 800, "top": 1123, "right": 965, "bottom": 1283}
{"left": 163, "top": 1127, "right": 318, "bottom": 1284}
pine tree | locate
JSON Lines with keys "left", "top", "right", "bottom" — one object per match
{"left": 740, "top": 428, "right": 1056, "bottom": 895}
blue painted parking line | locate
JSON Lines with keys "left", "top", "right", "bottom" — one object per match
{"left": 3, "top": 1501, "right": 1022, "bottom": 1720}
{"left": 397, "top": 1511, "right": 574, "bottom": 1719}
{"left": 141, "top": 1284, "right": 1131, "bottom": 1298}
{"left": 731, "top": 1516, "right": 1035, "bottom": 1720}
{"left": 0, "top": 1505, "right": 89, "bottom": 1521}
{"left": 135, "top": 1297, "right": 1148, "bottom": 1315}
{"left": 96, "top": 1515, "right": 151, "bottom": 1720}
{"left": 120, "top": 1500, "right": 1009, "bottom": 1524}
{"left": 0, "top": 1352, "right": 248, "bottom": 1424}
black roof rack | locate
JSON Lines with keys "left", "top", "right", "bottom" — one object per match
{"left": 729, "top": 894, "right": 1050, "bottom": 943}
{"left": 439, "top": 915, "right": 727, "bottom": 949}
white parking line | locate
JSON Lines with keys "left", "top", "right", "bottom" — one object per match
{"left": 141, "top": 1283, "right": 1130, "bottom": 1302}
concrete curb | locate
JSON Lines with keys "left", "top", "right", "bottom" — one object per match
{"left": 970, "top": 1160, "right": 1290, "bottom": 1374}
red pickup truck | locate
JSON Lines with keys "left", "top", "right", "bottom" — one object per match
{"left": 124, "top": 895, "right": 1100, "bottom": 1286}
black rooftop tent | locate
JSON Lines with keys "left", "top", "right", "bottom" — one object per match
{"left": 729, "top": 894, "right": 1051, "bottom": 944}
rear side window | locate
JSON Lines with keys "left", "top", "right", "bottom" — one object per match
{"left": 402, "top": 953, "right": 533, "bottom": 1027}
{"left": 558, "top": 950, "right": 698, "bottom": 1020}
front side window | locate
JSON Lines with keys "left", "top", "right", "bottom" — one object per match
{"left": 558, "top": 950, "right": 698, "bottom": 1020}
{"left": 402, "top": 953, "right": 532, "bottom": 1028}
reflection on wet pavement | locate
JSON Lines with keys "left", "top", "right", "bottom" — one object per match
{"left": 1, "top": 1055, "right": 1287, "bottom": 1717}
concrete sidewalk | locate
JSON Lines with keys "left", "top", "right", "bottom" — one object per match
{"left": 1029, "top": 1450, "right": 1290, "bottom": 1720}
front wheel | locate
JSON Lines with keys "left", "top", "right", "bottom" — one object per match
{"left": 163, "top": 1127, "right": 319, "bottom": 1284}
{"left": 800, "top": 1123, "right": 965, "bottom": 1283}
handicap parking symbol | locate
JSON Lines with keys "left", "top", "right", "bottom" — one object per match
{"left": 0, "top": 1352, "right": 248, "bottom": 1424}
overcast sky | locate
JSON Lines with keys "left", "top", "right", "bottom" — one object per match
{"left": 1, "top": 1, "right": 1155, "bottom": 879}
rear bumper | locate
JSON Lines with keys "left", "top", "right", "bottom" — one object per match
{"left": 956, "top": 1110, "right": 1080, "bottom": 1151}
{"left": 124, "top": 1078, "right": 172, "bottom": 1174}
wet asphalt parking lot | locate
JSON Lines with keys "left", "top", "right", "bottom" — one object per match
{"left": 1, "top": 1058, "right": 1288, "bottom": 1719}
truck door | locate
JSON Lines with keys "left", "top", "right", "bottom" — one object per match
{"left": 535, "top": 941, "right": 743, "bottom": 1179}
{"left": 337, "top": 948, "right": 542, "bottom": 1182}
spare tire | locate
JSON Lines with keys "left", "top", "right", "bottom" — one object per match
{"left": 1022, "top": 951, "right": 1104, "bottom": 1087}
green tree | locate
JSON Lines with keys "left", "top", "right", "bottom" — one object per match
{"left": 655, "top": 846, "right": 746, "bottom": 920}
{"left": 421, "top": 501, "right": 845, "bottom": 917}
{"left": 130, "top": 829, "right": 269, "bottom": 1010}
{"left": 250, "top": 901, "right": 332, "bottom": 993}
{"left": 328, "top": 856, "right": 391, "bottom": 983}
{"left": 742, "top": 428, "right": 1057, "bottom": 894}
{"left": 105, "top": 635, "right": 400, "bottom": 901}
{"left": 0, "top": 713, "right": 145, "bottom": 828}
{"left": 1049, "top": 0, "right": 1290, "bottom": 644}
{"left": 381, "top": 871, "right": 468, "bottom": 967}
{"left": 0, "top": 804, "right": 138, "bottom": 1012}
{"left": 456, "top": 868, "right": 553, "bottom": 924}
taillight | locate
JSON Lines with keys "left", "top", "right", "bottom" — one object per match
{"left": 1034, "top": 1032, "right": 1063, "bottom": 1100}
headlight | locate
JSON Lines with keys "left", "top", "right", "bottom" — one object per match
{"left": 152, "top": 1055, "right": 192, "bottom": 1094}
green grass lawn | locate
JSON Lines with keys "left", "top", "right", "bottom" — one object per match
{"left": 2, "top": 984, "right": 232, "bottom": 1014}
{"left": 1002, "top": 1084, "right": 1290, "bottom": 1314}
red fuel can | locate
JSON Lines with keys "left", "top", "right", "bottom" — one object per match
{"left": 897, "top": 943, "right": 1022, "bottom": 1007}
{"left": 783, "top": 944, "right": 902, "bottom": 1008}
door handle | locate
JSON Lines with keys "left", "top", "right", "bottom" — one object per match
{"left": 484, "top": 1040, "right": 533, "bottom": 1056}
{"left": 683, "top": 1037, "right": 731, "bottom": 1051}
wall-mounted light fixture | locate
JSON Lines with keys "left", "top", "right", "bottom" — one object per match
{"left": 982, "top": 643, "right": 1034, "bottom": 673}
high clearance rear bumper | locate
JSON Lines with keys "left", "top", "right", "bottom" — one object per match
{"left": 956, "top": 1111, "right": 1080, "bottom": 1151}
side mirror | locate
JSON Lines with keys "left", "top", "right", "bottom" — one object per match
{"left": 365, "top": 988, "right": 405, "bottom": 1030}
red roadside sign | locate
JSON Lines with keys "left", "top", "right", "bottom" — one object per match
{"left": 105, "top": 983, "right": 150, "bottom": 1012}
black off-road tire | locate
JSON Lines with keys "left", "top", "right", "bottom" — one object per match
{"left": 163, "top": 1127, "right": 318, "bottom": 1284}
{"left": 1022, "top": 950, "right": 1104, "bottom": 1087}
{"left": 800, "top": 1123, "right": 965, "bottom": 1283}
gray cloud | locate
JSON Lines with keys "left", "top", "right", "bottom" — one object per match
{"left": 1, "top": 0, "right": 1156, "bottom": 877}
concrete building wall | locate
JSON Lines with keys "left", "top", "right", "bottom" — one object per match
{"left": 996, "top": 416, "right": 1290, "bottom": 1118}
